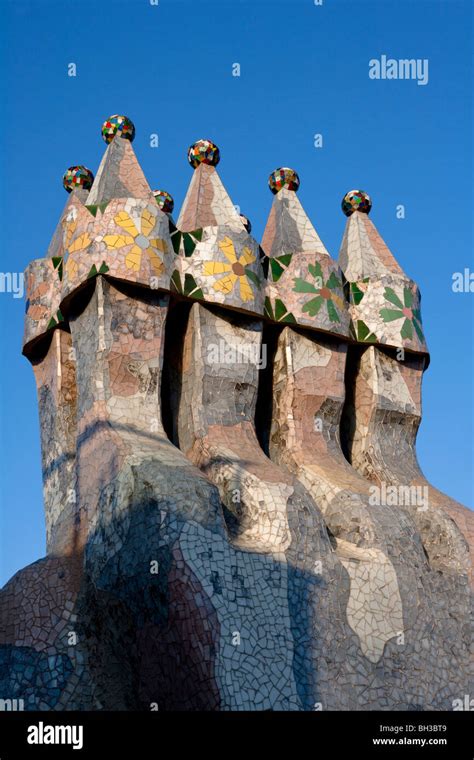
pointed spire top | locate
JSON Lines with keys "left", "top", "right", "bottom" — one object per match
{"left": 177, "top": 139, "right": 241, "bottom": 231}
{"left": 262, "top": 168, "right": 349, "bottom": 338}
{"left": 86, "top": 116, "right": 153, "bottom": 205}
{"left": 261, "top": 167, "right": 329, "bottom": 259}
{"left": 47, "top": 180, "right": 90, "bottom": 259}
{"left": 338, "top": 190, "right": 427, "bottom": 354}
{"left": 338, "top": 189, "right": 404, "bottom": 280}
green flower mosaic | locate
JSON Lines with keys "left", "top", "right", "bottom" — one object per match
{"left": 170, "top": 270, "right": 204, "bottom": 300}
{"left": 87, "top": 262, "right": 110, "bottom": 279}
{"left": 52, "top": 256, "right": 64, "bottom": 281}
{"left": 169, "top": 220, "right": 203, "bottom": 257}
{"left": 52, "top": 251, "right": 109, "bottom": 283}
{"left": 264, "top": 296, "right": 296, "bottom": 323}
{"left": 380, "top": 286, "right": 424, "bottom": 342}
{"left": 86, "top": 202, "right": 110, "bottom": 218}
{"left": 269, "top": 253, "right": 293, "bottom": 282}
{"left": 293, "top": 261, "right": 344, "bottom": 323}
{"left": 47, "top": 309, "right": 65, "bottom": 331}
{"left": 350, "top": 319, "right": 377, "bottom": 343}
{"left": 348, "top": 278, "right": 370, "bottom": 306}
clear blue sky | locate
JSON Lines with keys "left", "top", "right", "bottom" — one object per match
{"left": 0, "top": 0, "right": 472, "bottom": 586}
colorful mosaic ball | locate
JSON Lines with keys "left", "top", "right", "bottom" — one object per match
{"left": 62, "top": 165, "right": 94, "bottom": 193}
{"left": 187, "top": 139, "right": 220, "bottom": 168}
{"left": 153, "top": 189, "right": 174, "bottom": 214}
{"left": 239, "top": 214, "right": 252, "bottom": 233}
{"left": 342, "top": 189, "right": 372, "bottom": 216}
{"left": 101, "top": 115, "right": 135, "bottom": 144}
{"left": 269, "top": 167, "right": 300, "bottom": 194}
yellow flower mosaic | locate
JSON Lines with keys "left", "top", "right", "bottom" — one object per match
{"left": 63, "top": 218, "right": 92, "bottom": 281}
{"left": 203, "top": 236, "right": 257, "bottom": 302}
{"left": 103, "top": 209, "right": 167, "bottom": 275}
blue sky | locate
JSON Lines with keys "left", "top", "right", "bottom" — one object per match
{"left": 0, "top": 0, "right": 472, "bottom": 586}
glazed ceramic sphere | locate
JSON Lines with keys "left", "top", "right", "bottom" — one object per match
{"left": 153, "top": 190, "right": 174, "bottom": 214}
{"left": 101, "top": 115, "right": 135, "bottom": 144}
{"left": 341, "top": 189, "right": 372, "bottom": 216}
{"left": 268, "top": 167, "right": 300, "bottom": 194}
{"left": 187, "top": 139, "right": 220, "bottom": 168}
{"left": 62, "top": 165, "right": 94, "bottom": 193}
